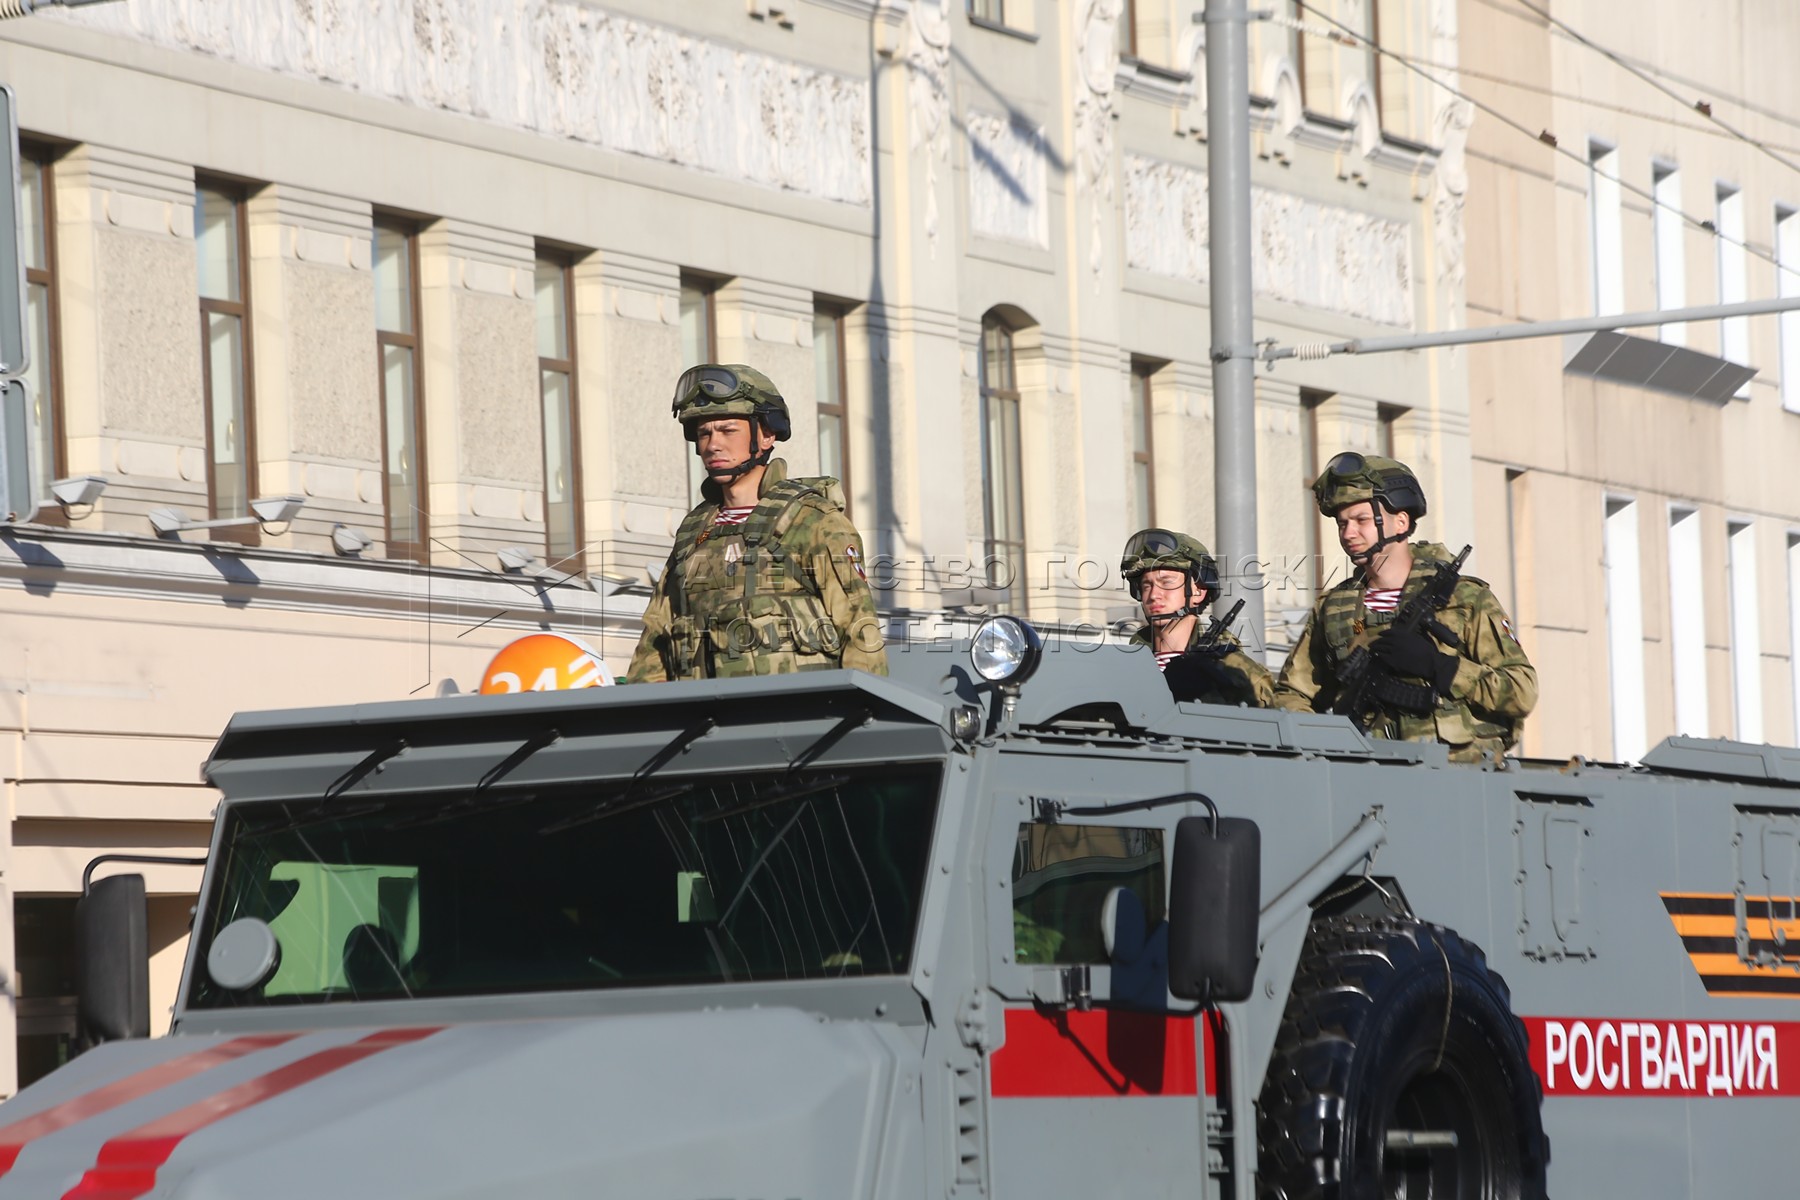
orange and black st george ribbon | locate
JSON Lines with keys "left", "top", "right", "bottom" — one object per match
{"left": 1662, "top": 893, "right": 1800, "bottom": 998}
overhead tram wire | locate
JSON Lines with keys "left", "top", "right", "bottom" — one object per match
{"left": 1506, "top": 0, "right": 1800, "bottom": 181}
{"left": 1289, "top": 0, "right": 1789, "bottom": 279}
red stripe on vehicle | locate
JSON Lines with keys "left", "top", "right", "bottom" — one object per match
{"left": 61, "top": 1026, "right": 440, "bottom": 1200}
{"left": 990, "top": 1008, "right": 1201, "bottom": 1097}
{"left": 0, "top": 1034, "right": 301, "bottom": 1178}
{"left": 1524, "top": 1017, "right": 1800, "bottom": 1097}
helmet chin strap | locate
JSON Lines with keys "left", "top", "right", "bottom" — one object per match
{"left": 700, "top": 422, "right": 776, "bottom": 483}
{"left": 705, "top": 443, "right": 773, "bottom": 482}
{"left": 1350, "top": 507, "right": 1410, "bottom": 569}
{"left": 1145, "top": 580, "right": 1206, "bottom": 625}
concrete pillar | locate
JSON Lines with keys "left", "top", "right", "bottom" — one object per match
{"left": 570, "top": 248, "right": 685, "bottom": 597}
{"left": 51, "top": 146, "right": 203, "bottom": 534}
{"left": 416, "top": 220, "right": 539, "bottom": 569}
{"left": 244, "top": 186, "right": 379, "bottom": 557}
{"left": 713, "top": 278, "right": 817, "bottom": 475}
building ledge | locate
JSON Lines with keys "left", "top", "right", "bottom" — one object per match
{"left": 967, "top": 13, "right": 1039, "bottom": 43}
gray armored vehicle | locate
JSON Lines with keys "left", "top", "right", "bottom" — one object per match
{"left": 5, "top": 617, "right": 1799, "bottom": 1198}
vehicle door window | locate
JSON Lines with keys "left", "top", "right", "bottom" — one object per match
{"left": 1011, "top": 823, "right": 1164, "bottom": 964}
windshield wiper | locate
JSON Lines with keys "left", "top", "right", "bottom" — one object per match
{"left": 239, "top": 738, "right": 414, "bottom": 839}
{"left": 538, "top": 717, "right": 716, "bottom": 834}
{"left": 696, "top": 773, "right": 852, "bottom": 825}
{"left": 785, "top": 708, "right": 872, "bottom": 773}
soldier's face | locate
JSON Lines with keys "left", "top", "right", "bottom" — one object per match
{"left": 1335, "top": 501, "right": 1410, "bottom": 560}
{"left": 694, "top": 418, "right": 775, "bottom": 476}
{"left": 1139, "top": 568, "right": 1201, "bottom": 617}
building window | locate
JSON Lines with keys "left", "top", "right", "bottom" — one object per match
{"left": 1115, "top": 0, "right": 1136, "bottom": 58}
{"left": 1778, "top": 205, "right": 1800, "bottom": 413}
{"left": 1377, "top": 403, "right": 1406, "bottom": 458}
{"left": 196, "top": 182, "right": 255, "bottom": 537}
{"left": 14, "top": 897, "right": 78, "bottom": 1092}
{"left": 1300, "top": 390, "right": 1329, "bottom": 590}
{"left": 1717, "top": 183, "right": 1749, "bottom": 394}
{"left": 1504, "top": 467, "right": 1527, "bottom": 617}
{"left": 813, "top": 302, "right": 851, "bottom": 514}
{"left": 1727, "top": 520, "right": 1762, "bottom": 743}
{"left": 680, "top": 273, "right": 720, "bottom": 503}
{"left": 1287, "top": 0, "right": 1317, "bottom": 110}
{"left": 1788, "top": 532, "right": 1800, "bottom": 746}
{"left": 1589, "top": 141, "right": 1623, "bottom": 316}
{"left": 1668, "top": 506, "right": 1708, "bottom": 737}
{"left": 1362, "top": 0, "right": 1383, "bottom": 123}
{"left": 1653, "top": 163, "right": 1686, "bottom": 346}
{"left": 20, "top": 146, "right": 61, "bottom": 513}
{"left": 1128, "top": 359, "right": 1156, "bottom": 530}
{"left": 969, "top": 0, "right": 1003, "bottom": 23}
{"left": 374, "top": 219, "right": 426, "bottom": 563}
{"left": 536, "top": 254, "right": 581, "bottom": 574}
{"left": 979, "top": 313, "right": 1026, "bottom": 613}
{"left": 1603, "top": 497, "right": 1646, "bottom": 762}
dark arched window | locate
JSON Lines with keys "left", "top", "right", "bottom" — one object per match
{"left": 979, "top": 312, "right": 1026, "bottom": 612}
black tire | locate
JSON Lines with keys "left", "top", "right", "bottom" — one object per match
{"left": 1256, "top": 916, "right": 1549, "bottom": 1200}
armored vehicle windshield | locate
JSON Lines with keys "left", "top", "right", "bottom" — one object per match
{"left": 187, "top": 763, "right": 941, "bottom": 1009}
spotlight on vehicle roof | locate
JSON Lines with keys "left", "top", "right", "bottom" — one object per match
{"left": 970, "top": 615, "right": 1042, "bottom": 686}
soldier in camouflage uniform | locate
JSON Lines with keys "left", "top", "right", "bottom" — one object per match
{"left": 626, "top": 365, "right": 888, "bottom": 682}
{"left": 1274, "top": 453, "right": 1535, "bottom": 762}
{"left": 1122, "top": 529, "right": 1273, "bottom": 706}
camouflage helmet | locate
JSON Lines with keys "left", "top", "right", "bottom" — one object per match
{"left": 1120, "top": 528, "right": 1220, "bottom": 593}
{"left": 1312, "top": 452, "right": 1428, "bottom": 520}
{"left": 671, "top": 364, "right": 793, "bottom": 442}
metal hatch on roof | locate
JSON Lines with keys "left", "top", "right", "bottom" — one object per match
{"left": 1637, "top": 737, "right": 1800, "bottom": 786}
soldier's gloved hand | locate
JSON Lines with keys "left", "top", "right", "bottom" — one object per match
{"left": 1164, "top": 651, "right": 1255, "bottom": 704}
{"left": 1370, "top": 627, "right": 1459, "bottom": 695}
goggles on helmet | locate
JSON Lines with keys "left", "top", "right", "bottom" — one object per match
{"left": 1122, "top": 528, "right": 1184, "bottom": 562}
{"left": 673, "top": 365, "right": 748, "bottom": 409}
{"left": 1322, "top": 451, "right": 1368, "bottom": 482}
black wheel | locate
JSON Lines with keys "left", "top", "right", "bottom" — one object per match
{"left": 1256, "top": 916, "right": 1549, "bottom": 1200}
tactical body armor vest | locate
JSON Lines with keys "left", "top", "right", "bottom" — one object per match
{"left": 1316, "top": 544, "right": 1519, "bottom": 758}
{"left": 663, "top": 476, "right": 847, "bottom": 679}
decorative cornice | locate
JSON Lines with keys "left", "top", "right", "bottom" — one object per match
{"left": 1113, "top": 57, "right": 1193, "bottom": 109}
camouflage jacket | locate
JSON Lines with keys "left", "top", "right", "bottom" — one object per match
{"left": 626, "top": 459, "right": 889, "bottom": 682}
{"left": 1129, "top": 618, "right": 1276, "bottom": 707}
{"left": 1273, "top": 541, "right": 1536, "bottom": 762}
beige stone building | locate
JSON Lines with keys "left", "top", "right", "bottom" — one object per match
{"left": 0, "top": 0, "right": 1465, "bottom": 1094}
{"left": 1459, "top": 0, "right": 1800, "bottom": 760}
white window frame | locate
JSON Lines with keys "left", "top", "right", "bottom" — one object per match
{"left": 1778, "top": 204, "right": 1800, "bottom": 414}
{"left": 1653, "top": 162, "right": 1686, "bottom": 346}
{"left": 1788, "top": 532, "right": 1800, "bottom": 746}
{"left": 1604, "top": 496, "right": 1647, "bottom": 761}
{"left": 1717, "top": 183, "right": 1749, "bottom": 396}
{"left": 1589, "top": 141, "right": 1623, "bottom": 316}
{"left": 1728, "top": 520, "right": 1763, "bottom": 743}
{"left": 1668, "top": 505, "right": 1709, "bottom": 737}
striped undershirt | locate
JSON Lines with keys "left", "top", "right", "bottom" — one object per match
{"left": 1155, "top": 650, "right": 1182, "bottom": 672}
{"left": 1363, "top": 586, "right": 1402, "bottom": 614}
{"left": 712, "top": 505, "right": 755, "bottom": 527}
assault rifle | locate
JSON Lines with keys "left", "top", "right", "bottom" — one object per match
{"left": 1161, "top": 599, "right": 1250, "bottom": 705}
{"left": 1195, "top": 598, "right": 1246, "bottom": 656}
{"left": 1329, "top": 544, "right": 1472, "bottom": 733}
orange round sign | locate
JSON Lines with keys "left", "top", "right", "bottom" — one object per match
{"left": 478, "top": 633, "right": 613, "bottom": 694}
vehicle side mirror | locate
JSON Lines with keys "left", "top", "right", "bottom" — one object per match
{"left": 76, "top": 873, "right": 150, "bottom": 1047}
{"left": 1167, "top": 815, "right": 1260, "bottom": 1005}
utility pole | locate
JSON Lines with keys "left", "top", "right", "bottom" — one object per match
{"left": 1204, "top": 0, "right": 1262, "bottom": 650}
